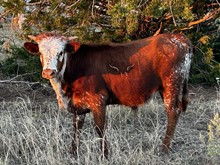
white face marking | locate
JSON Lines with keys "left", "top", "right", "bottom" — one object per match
{"left": 38, "top": 37, "right": 67, "bottom": 72}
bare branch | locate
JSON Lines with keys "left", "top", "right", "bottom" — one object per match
{"left": 188, "top": 8, "right": 220, "bottom": 27}
{"left": 173, "top": 7, "right": 220, "bottom": 32}
{"left": 169, "top": 1, "right": 177, "bottom": 27}
{"left": 0, "top": 80, "right": 40, "bottom": 85}
{"left": 0, "top": 9, "right": 11, "bottom": 19}
{"left": 26, "top": 1, "right": 44, "bottom": 6}
{"left": 153, "top": 22, "right": 162, "bottom": 36}
{"left": 65, "top": 0, "right": 82, "bottom": 9}
{"left": 27, "top": 0, "right": 54, "bottom": 5}
{"left": 92, "top": 0, "right": 95, "bottom": 18}
{"left": 0, "top": 73, "right": 38, "bottom": 84}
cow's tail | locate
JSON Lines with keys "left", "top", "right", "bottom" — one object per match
{"left": 181, "top": 79, "right": 189, "bottom": 112}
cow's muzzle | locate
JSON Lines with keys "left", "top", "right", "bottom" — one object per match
{"left": 42, "top": 69, "right": 56, "bottom": 79}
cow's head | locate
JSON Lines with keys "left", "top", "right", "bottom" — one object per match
{"left": 24, "top": 33, "right": 80, "bottom": 79}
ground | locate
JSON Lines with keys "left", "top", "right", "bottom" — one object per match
{"left": 0, "top": 80, "right": 55, "bottom": 102}
{"left": 0, "top": 79, "right": 217, "bottom": 103}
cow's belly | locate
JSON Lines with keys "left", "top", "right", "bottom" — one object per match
{"left": 103, "top": 73, "right": 161, "bottom": 106}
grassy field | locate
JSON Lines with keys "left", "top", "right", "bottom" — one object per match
{"left": 0, "top": 83, "right": 219, "bottom": 165}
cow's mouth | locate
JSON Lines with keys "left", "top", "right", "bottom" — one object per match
{"left": 42, "top": 69, "right": 57, "bottom": 79}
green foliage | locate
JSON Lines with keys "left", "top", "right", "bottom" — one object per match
{"left": 0, "top": 46, "right": 44, "bottom": 82}
{"left": 144, "top": 0, "right": 193, "bottom": 20}
{"left": 1, "top": 0, "right": 219, "bottom": 83}
{"left": 1, "top": 0, "right": 196, "bottom": 42}
{"left": 106, "top": 0, "right": 139, "bottom": 41}
{"left": 188, "top": 19, "right": 220, "bottom": 84}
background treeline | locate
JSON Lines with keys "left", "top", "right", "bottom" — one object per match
{"left": 0, "top": 0, "right": 219, "bottom": 83}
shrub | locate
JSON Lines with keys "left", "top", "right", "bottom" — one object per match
{"left": 1, "top": 1, "right": 219, "bottom": 84}
{"left": 0, "top": 45, "right": 43, "bottom": 82}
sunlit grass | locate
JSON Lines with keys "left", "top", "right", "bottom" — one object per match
{"left": 0, "top": 91, "right": 218, "bottom": 165}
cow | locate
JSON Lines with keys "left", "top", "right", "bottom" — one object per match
{"left": 24, "top": 32, "right": 193, "bottom": 158}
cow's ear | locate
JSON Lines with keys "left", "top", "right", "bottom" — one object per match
{"left": 24, "top": 42, "right": 39, "bottom": 55}
{"left": 66, "top": 42, "right": 80, "bottom": 53}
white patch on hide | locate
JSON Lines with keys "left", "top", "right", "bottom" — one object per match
{"left": 73, "top": 92, "right": 106, "bottom": 110}
{"left": 170, "top": 35, "right": 187, "bottom": 49}
{"left": 174, "top": 51, "right": 192, "bottom": 80}
{"left": 169, "top": 35, "right": 193, "bottom": 80}
{"left": 59, "top": 52, "right": 67, "bottom": 79}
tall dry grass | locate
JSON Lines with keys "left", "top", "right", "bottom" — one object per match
{"left": 0, "top": 90, "right": 218, "bottom": 165}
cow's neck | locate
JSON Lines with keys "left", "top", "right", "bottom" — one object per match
{"left": 48, "top": 53, "right": 74, "bottom": 110}
{"left": 49, "top": 77, "right": 70, "bottom": 110}
{"left": 63, "top": 52, "right": 77, "bottom": 83}
{"left": 58, "top": 51, "right": 68, "bottom": 81}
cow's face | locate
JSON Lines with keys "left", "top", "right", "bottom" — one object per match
{"left": 24, "top": 34, "right": 80, "bottom": 80}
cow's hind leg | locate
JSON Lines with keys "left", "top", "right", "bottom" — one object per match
{"left": 182, "top": 79, "right": 189, "bottom": 112}
{"left": 72, "top": 113, "right": 86, "bottom": 155}
{"left": 161, "top": 83, "right": 182, "bottom": 153}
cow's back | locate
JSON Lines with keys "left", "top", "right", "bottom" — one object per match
{"left": 101, "top": 34, "right": 192, "bottom": 106}
{"left": 71, "top": 34, "right": 192, "bottom": 107}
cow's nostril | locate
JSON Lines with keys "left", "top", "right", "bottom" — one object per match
{"left": 42, "top": 69, "right": 56, "bottom": 79}
{"left": 50, "top": 71, "right": 54, "bottom": 76}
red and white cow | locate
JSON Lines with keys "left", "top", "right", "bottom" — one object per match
{"left": 24, "top": 32, "right": 193, "bottom": 158}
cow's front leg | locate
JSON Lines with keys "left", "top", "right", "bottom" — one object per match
{"left": 72, "top": 112, "right": 86, "bottom": 155}
{"left": 92, "top": 106, "right": 108, "bottom": 158}
{"left": 73, "top": 90, "right": 108, "bottom": 157}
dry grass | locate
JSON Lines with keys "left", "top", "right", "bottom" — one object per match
{"left": 0, "top": 86, "right": 219, "bottom": 165}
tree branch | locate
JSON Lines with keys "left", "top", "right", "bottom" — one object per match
{"left": 169, "top": 1, "right": 177, "bottom": 26}
{"left": 0, "top": 80, "right": 40, "bottom": 85}
{"left": 153, "top": 22, "right": 162, "bottom": 36}
{"left": 0, "top": 73, "right": 41, "bottom": 86}
{"left": 173, "top": 7, "right": 220, "bottom": 32}
{"left": 0, "top": 9, "right": 11, "bottom": 19}
{"left": 188, "top": 8, "right": 220, "bottom": 27}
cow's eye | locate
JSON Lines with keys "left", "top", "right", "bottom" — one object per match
{"left": 58, "top": 51, "right": 63, "bottom": 57}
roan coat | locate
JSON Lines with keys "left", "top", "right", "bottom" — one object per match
{"left": 24, "top": 33, "right": 193, "bottom": 158}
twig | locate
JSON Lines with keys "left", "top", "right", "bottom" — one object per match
{"left": 0, "top": 73, "right": 43, "bottom": 87}
{"left": 0, "top": 80, "right": 40, "bottom": 85}
{"left": 0, "top": 9, "right": 11, "bottom": 19}
{"left": 66, "top": 0, "right": 81, "bottom": 9}
{"left": 188, "top": 8, "right": 220, "bottom": 27}
{"left": 169, "top": 1, "right": 177, "bottom": 27}
{"left": 153, "top": 22, "right": 162, "bottom": 36}
{"left": 92, "top": 0, "right": 95, "bottom": 18}
{"left": 26, "top": 1, "right": 44, "bottom": 6}
{"left": 173, "top": 7, "right": 220, "bottom": 32}
{"left": 3, "top": 73, "right": 38, "bottom": 81}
